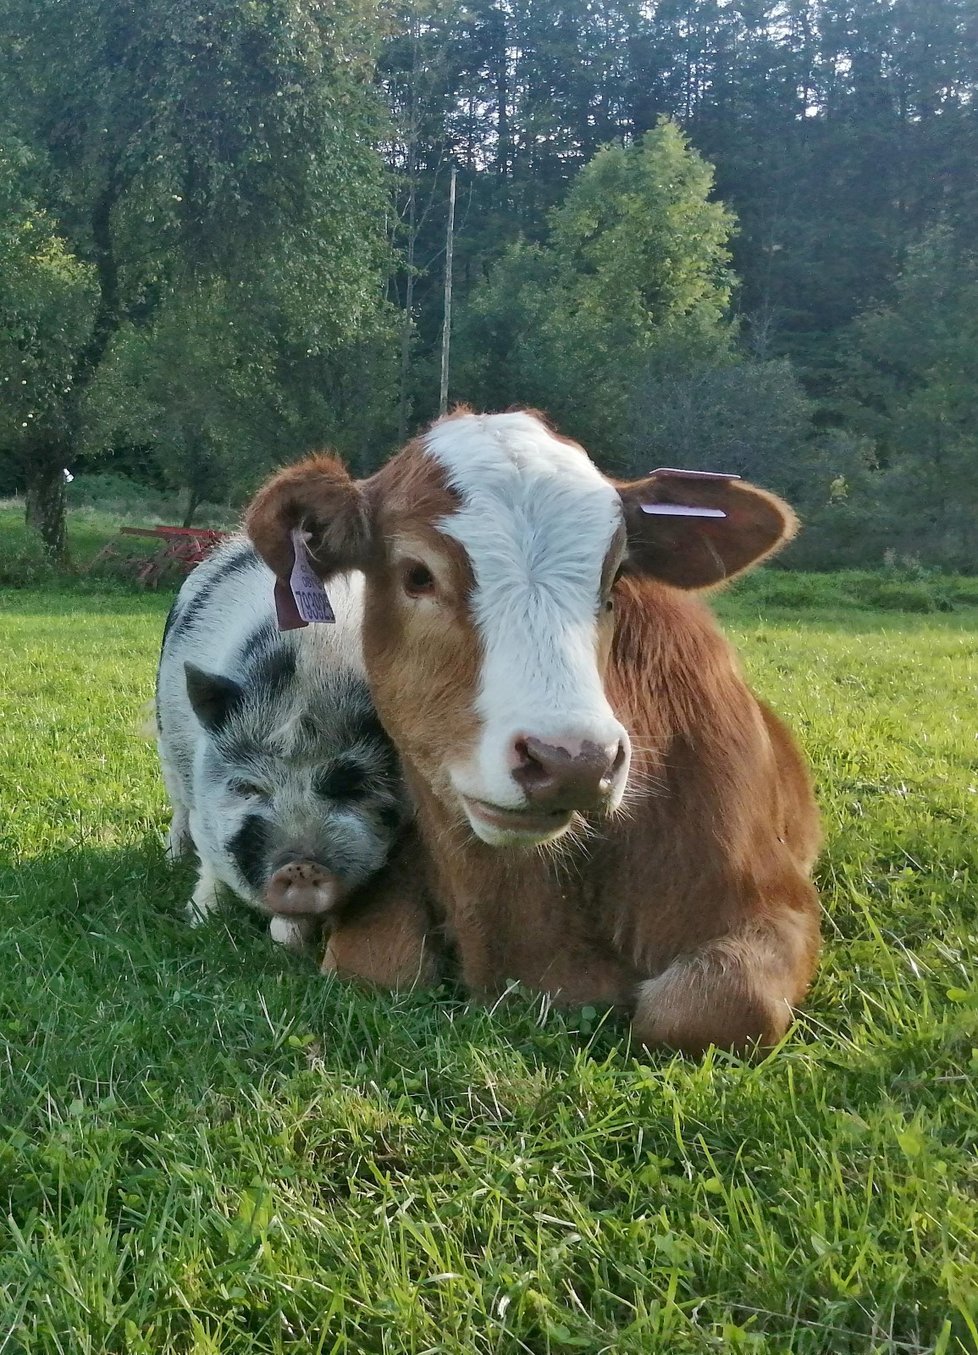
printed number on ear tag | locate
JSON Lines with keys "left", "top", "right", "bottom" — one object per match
{"left": 275, "top": 529, "right": 336, "bottom": 630}
{"left": 640, "top": 503, "right": 727, "bottom": 518}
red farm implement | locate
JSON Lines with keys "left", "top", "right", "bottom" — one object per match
{"left": 90, "top": 525, "right": 230, "bottom": 587}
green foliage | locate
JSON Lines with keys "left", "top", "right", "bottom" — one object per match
{"left": 2, "top": 579, "right": 978, "bottom": 1350}
{"left": 2, "top": 0, "right": 975, "bottom": 567}
{"left": 0, "top": 522, "right": 58, "bottom": 587}
{"left": 83, "top": 283, "right": 283, "bottom": 522}
{"left": 727, "top": 566, "right": 978, "bottom": 614}
{"left": 0, "top": 141, "right": 96, "bottom": 454}
{"left": 629, "top": 354, "right": 816, "bottom": 488}
{"left": 458, "top": 123, "right": 736, "bottom": 462}
{"left": 549, "top": 125, "right": 734, "bottom": 344}
{"left": 0, "top": 492, "right": 233, "bottom": 587}
{"left": 383, "top": 0, "right": 978, "bottom": 424}
{"left": 0, "top": 0, "right": 393, "bottom": 549}
{"left": 67, "top": 474, "right": 236, "bottom": 527}
{"left": 3, "top": 0, "right": 388, "bottom": 285}
{"left": 836, "top": 229, "right": 978, "bottom": 569}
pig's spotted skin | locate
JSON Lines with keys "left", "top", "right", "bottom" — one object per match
{"left": 227, "top": 814, "right": 269, "bottom": 894}
{"left": 156, "top": 537, "right": 409, "bottom": 944}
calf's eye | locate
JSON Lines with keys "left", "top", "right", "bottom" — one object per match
{"left": 402, "top": 561, "right": 436, "bottom": 598}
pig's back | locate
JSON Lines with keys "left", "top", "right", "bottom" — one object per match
{"left": 156, "top": 536, "right": 366, "bottom": 794}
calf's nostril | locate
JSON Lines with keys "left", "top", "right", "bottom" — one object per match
{"left": 609, "top": 739, "right": 628, "bottom": 779}
{"left": 511, "top": 734, "right": 625, "bottom": 809}
{"left": 511, "top": 736, "right": 554, "bottom": 792}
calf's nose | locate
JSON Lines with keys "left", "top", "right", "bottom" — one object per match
{"left": 510, "top": 735, "right": 627, "bottom": 811}
{"left": 263, "top": 860, "right": 342, "bottom": 916}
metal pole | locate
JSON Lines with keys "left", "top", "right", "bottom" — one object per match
{"left": 438, "top": 165, "right": 457, "bottom": 417}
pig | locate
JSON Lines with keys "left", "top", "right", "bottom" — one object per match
{"left": 155, "top": 536, "right": 410, "bottom": 950}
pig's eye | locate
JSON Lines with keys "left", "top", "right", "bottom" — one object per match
{"left": 231, "top": 779, "right": 266, "bottom": 799}
{"left": 315, "top": 761, "right": 366, "bottom": 800}
{"left": 402, "top": 560, "right": 436, "bottom": 598}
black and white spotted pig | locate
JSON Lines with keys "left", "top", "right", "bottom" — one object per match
{"left": 155, "top": 537, "right": 409, "bottom": 949}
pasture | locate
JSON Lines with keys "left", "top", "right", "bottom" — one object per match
{"left": 1, "top": 570, "right": 977, "bottom": 1353}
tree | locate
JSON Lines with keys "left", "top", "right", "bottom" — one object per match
{"left": 378, "top": 0, "right": 978, "bottom": 417}
{"left": 0, "top": 0, "right": 388, "bottom": 559}
{"left": 839, "top": 228, "right": 978, "bottom": 568}
{"left": 0, "top": 141, "right": 96, "bottom": 556}
{"left": 82, "top": 284, "right": 281, "bottom": 525}
{"left": 629, "top": 354, "right": 816, "bottom": 493}
{"left": 456, "top": 120, "right": 736, "bottom": 464}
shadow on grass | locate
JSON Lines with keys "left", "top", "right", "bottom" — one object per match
{"left": 0, "top": 838, "right": 635, "bottom": 1133}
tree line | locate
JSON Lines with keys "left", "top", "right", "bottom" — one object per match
{"left": 1, "top": 0, "right": 976, "bottom": 568}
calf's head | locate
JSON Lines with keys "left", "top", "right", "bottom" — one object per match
{"left": 247, "top": 411, "right": 795, "bottom": 847}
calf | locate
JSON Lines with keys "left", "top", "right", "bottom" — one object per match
{"left": 246, "top": 410, "right": 821, "bottom": 1052}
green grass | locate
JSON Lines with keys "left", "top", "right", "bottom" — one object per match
{"left": 2, "top": 576, "right": 977, "bottom": 1354}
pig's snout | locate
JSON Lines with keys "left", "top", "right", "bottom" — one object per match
{"left": 264, "top": 860, "right": 343, "bottom": 917}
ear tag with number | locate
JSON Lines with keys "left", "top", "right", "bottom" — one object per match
{"left": 640, "top": 503, "right": 727, "bottom": 518}
{"left": 640, "top": 467, "right": 740, "bottom": 517}
{"left": 274, "top": 529, "right": 335, "bottom": 631}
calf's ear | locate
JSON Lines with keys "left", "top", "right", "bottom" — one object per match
{"left": 245, "top": 455, "right": 372, "bottom": 582}
{"left": 617, "top": 471, "right": 797, "bottom": 589}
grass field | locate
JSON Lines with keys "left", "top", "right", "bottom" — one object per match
{"left": 2, "top": 569, "right": 977, "bottom": 1353}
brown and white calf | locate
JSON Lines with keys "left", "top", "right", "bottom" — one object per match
{"left": 246, "top": 409, "right": 821, "bottom": 1054}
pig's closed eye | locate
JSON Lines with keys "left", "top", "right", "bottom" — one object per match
{"left": 315, "top": 761, "right": 366, "bottom": 800}
{"left": 231, "top": 779, "right": 266, "bottom": 799}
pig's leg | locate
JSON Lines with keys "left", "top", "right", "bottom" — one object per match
{"left": 158, "top": 741, "right": 193, "bottom": 861}
{"left": 166, "top": 803, "right": 193, "bottom": 861}
{"left": 268, "top": 915, "right": 320, "bottom": 952}
{"left": 186, "top": 864, "right": 221, "bottom": 926}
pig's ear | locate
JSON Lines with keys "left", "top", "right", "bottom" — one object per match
{"left": 617, "top": 471, "right": 797, "bottom": 589}
{"left": 245, "top": 454, "right": 371, "bottom": 582}
{"left": 185, "top": 663, "right": 244, "bottom": 732}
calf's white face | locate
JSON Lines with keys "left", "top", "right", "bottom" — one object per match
{"left": 424, "top": 413, "right": 630, "bottom": 844}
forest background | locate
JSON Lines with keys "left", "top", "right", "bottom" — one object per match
{"left": 0, "top": 0, "right": 975, "bottom": 571}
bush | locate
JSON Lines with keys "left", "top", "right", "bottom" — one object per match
{"left": 726, "top": 568, "right": 971, "bottom": 614}
{"left": 850, "top": 579, "right": 954, "bottom": 613}
{"left": 0, "top": 532, "right": 57, "bottom": 587}
{"left": 67, "top": 473, "right": 236, "bottom": 529}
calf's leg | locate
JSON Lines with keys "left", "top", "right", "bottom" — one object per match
{"left": 632, "top": 905, "right": 819, "bottom": 1056}
{"left": 321, "top": 834, "right": 440, "bottom": 990}
{"left": 323, "top": 891, "right": 439, "bottom": 989}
